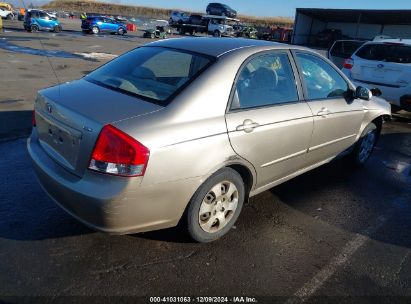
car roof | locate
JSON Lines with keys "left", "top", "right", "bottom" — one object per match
{"left": 147, "top": 37, "right": 287, "bottom": 57}
{"left": 365, "top": 39, "right": 411, "bottom": 46}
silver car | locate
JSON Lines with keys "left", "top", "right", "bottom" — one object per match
{"left": 28, "top": 38, "right": 391, "bottom": 242}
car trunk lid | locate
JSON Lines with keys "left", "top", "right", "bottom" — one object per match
{"left": 34, "top": 79, "right": 163, "bottom": 177}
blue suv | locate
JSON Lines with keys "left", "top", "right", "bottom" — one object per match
{"left": 82, "top": 16, "right": 127, "bottom": 35}
{"left": 24, "top": 9, "right": 62, "bottom": 32}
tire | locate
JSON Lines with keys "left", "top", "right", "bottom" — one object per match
{"left": 7, "top": 14, "right": 13, "bottom": 20}
{"left": 163, "top": 34, "right": 167, "bottom": 39}
{"left": 117, "top": 28, "right": 124, "bottom": 35}
{"left": 213, "top": 30, "right": 221, "bottom": 37}
{"left": 53, "top": 25, "right": 61, "bottom": 33}
{"left": 350, "top": 122, "right": 379, "bottom": 166}
{"left": 31, "top": 24, "right": 39, "bottom": 32}
{"left": 91, "top": 26, "right": 99, "bottom": 34}
{"left": 186, "top": 168, "right": 245, "bottom": 243}
{"left": 150, "top": 33, "right": 154, "bottom": 39}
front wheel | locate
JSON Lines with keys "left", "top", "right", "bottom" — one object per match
{"left": 351, "top": 122, "right": 379, "bottom": 166}
{"left": 213, "top": 30, "right": 221, "bottom": 37}
{"left": 186, "top": 168, "right": 245, "bottom": 243}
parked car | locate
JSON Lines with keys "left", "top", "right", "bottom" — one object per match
{"left": 316, "top": 28, "right": 343, "bottom": 47}
{"left": 208, "top": 16, "right": 236, "bottom": 37}
{"left": 342, "top": 39, "right": 411, "bottom": 112}
{"left": 28, "top": 38, "right": 390, "bottom": 243}
{"left": 81, "top": 16, "right": 127, "bottom": 35}
{"left": 143, "top": 20, "right": 169, "bottom": 39}
{"left": 206, "top": 3, "right": 237, "bottom": 17}
{"left": 24, "top": 9, "right": 62, "bottom": 32}
{"left": 0, "top": 7, "right": 14, "bottom": 19}
{"left": 236, "top": 25, "right": 257, "bottom": 39}
{"left": 169, "top": 11, "right": 189, "bottom": 25}
{"left": 328, "top": 40, "right": 365, "bottom": 68}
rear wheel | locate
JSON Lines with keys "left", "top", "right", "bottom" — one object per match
{"left": 53, "top": 25, "right": 61, "bottom": 33}
{"left": 213, "top": 30, "right": 221, "bottom": 37}
{"left": 150, "top": 33, "right": 155, "bottom": 39}
{"left": 186, "top": 168, "right": 245, "bottom": 243}
{"left": 92, "top": 26, "right": 99, "bottom": 34}
{"left": 31, "top": 24, "right": 39, "bottom": 32}
{"left": 351, "top": 122, "right": 379, "bottom": 166}
{"left": 117, "top": 27, "right": 124, "bottom": 35}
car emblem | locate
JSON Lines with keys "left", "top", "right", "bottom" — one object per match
{"left": 46, "top": 103, "right": 52, "bottom": 113}
{"left": 377, "top": 64, "right": 384, "bottom": 69}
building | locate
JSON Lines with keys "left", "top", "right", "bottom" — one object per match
{"left": 292, "top": 8, "right": 411, "bottom": 45}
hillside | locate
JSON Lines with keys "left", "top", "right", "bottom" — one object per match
{"left": 42, "top": 0, "right": 294, "bottom": 27}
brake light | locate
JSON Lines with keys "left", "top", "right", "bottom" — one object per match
{"left": 89, "top": 125, "right": 149, "bottom": 177}
{"left": 343, "top": 58, "right": 354, "bottom": 69}
{"left": 32, "top": 111, "right": 36, "bottom": 127}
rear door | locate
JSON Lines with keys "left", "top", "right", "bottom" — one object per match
{"left": 37, "top": 11, "right": 50, "bottom": 28}
{"left": 351, "top": 43, "right": 411, "bottom": 87}
{"left": 225, "top": 51, "right": 313, "bottom": 188}
{"left": 294, "top": 51, "right": 364, "bottom": 165}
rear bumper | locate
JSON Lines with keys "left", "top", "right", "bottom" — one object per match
{"left": 351, "top": 78, "right": 410, "bottom": 108}
{"left": 27, "top": 131, "right": 201, "bottom": 234}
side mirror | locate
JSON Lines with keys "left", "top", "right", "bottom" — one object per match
{"left": 370, "top": 87, "right": 382, "bottom": 97}
{"left": 355, "top": 86, "right": 372, "bottom": 101}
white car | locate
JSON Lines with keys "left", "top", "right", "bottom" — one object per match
{"left": 342, "top": 39, "right": 411, "bottom": 111}
{"left": 207, "top": 16, "right": 236, "bottom": 37}
{"left": 0, "top": 7, "right": 14, "bottom": 19}
{"left": 169, "top": 11, "right": 189, "bottom": 24}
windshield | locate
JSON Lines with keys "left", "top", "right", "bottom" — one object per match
{"left": 85, "top": 47, "right": 213, "bottom": 104}
{"left": 356, "top": 43, "right": 411, "bottom": 64}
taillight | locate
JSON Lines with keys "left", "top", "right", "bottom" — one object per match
{"left": 89, "top": 125, "right": 149, "bottom": 177}
{"left": 32, "top": 111, "right": 36, "bottom": 127}
{"left": 343, "top": 58, "right": 354, "bottom": 69}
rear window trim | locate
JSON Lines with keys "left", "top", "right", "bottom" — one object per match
{"left": 85, "top": 46, "right": 217, "bottom": 107}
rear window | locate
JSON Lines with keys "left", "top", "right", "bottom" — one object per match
{"left": 85, "top": 47, "right": 213, "bottom": 105}
{"left": 330, "top": 41, "right": 364, "bottom": 58}
{"left": 356, "top": 43, "right": 411, "bottom": 63}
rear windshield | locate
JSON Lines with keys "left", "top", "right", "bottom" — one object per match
{"left": 330, "top": 41, "right": 364, "bottom": 58}
{"left": 356, "top": 43, "right": 411, "bottom": 63}
{"left": 85, "top": 47, "right": 213, "bottom": 105}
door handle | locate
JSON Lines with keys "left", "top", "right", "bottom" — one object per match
{"left": 317, "top": 107, "right": 330, "bottom": 117}
{"left": 236, "top": 119, "right": 260, "bottom": 133}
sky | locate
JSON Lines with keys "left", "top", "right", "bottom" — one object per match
{"left": 105, "top": 0, "right": 411, "bottom": 17}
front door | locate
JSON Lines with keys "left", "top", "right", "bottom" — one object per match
{"left": 294, "top": 51, "right": 364, "bottom": 165}
{"left": 225, "top": 51, "right": 313, "bottom": 188}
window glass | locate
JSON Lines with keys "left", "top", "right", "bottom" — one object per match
{"left": 356, "top": 43, "right": 411, "bottom": 63}
{"left": 86, "top": 47, "right": 212, "bottom": 104}
{"left": 232, "top": 52, "right": 298, "bottom": 110}
{"left": 330, "top": 41, "right": 364, "bottom": 58}
{"left": 296, "top": 53, "right": 348, "bottom": 100}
